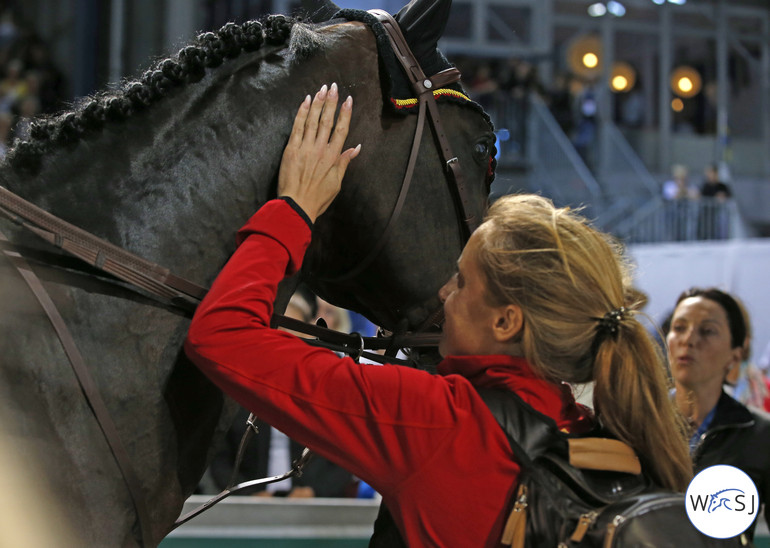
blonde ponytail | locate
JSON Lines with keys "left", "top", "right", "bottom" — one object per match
{"left": 476, "top": 194, "right": 692, "bottom": 491}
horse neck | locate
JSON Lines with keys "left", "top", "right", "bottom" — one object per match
{"left": 5, "top": 44, "right": 300, "bottom": 282}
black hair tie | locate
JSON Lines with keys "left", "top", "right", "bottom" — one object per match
{"left": 594, "top": 307, "right": 627, "bottom": 338}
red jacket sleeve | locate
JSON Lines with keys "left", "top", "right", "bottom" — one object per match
{"left": 184, "top": 199, "right": 465, "bottom": 497}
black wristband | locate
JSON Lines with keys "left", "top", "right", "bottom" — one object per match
{"left": 278, "top": 196, "right": 313, "bottom": 230}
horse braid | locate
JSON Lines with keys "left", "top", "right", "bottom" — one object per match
{"left": 265, "top": 15, "right": 293, "bottom": 45}
{"left": 125, "top": 81, "right": 154, "bottom": 110}
{"left": 177, "top": 46, "right": 207, "bottom": 83}
{"left": 80, "top": 99, "right": 107, "bottom": 132}
{"left": 160, "top": 59, "right": 185, "bottom": 85}
{"left": 241, "top": 21, "right": 264, "bottom": 52}
{"left": 56, "top": 113, "right": 85, "bottom": 144}
{"left": 6, "top": 16, "right": 298, "bottom": 175}
{"left": 104, "top": 96, "right": 133, "bottom": 122}
{"left": 217, "top": 22, "right": 245, "bottom": 58}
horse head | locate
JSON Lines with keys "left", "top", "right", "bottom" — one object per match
{"left": 300, "top": 0, "right": 495, "bottom": 332}
{"left": 0, "top": 1, "right": 495, "bottom": 544}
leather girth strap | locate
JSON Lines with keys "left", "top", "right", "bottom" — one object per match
{"left": 0, "top": 228, "right": 154, "bottom": 548}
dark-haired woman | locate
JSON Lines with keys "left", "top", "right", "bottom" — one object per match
{"left": 667, "top": 287, "right": 770, "bottom": 539}
{"left": 184, "top": 83, "right": 692, "bottom": 546}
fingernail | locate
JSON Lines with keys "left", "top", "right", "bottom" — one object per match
{"left": 330, "top": 82, "right": 338, "bottom": 98}
{"left": 355, "top": 144, "right": 362, "bottom": 153}
{"left": 319, "top": 84, "right": 328, "bottom": 97}
{"left": 345, "top": 96, "right": 352, "bottom": 108}
{"left": 303, "top": 94, "right": 311, "bottom": 105}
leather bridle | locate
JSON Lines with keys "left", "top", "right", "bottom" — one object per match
{"left": 326, "top": 9, "right": 480, "bottom": 283}
{"left": 0, "top": 9, "right": 490, "bottom": 537}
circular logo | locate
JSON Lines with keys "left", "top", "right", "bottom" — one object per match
{"left": 685, "top": 465, "right": 759, "bottom": 538}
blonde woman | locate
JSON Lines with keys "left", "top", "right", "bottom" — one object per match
{"left": 185, "top": 84, "right": 691, "bottom": 546}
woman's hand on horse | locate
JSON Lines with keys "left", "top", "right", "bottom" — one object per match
{"left": 278, "top": 83, "right": 361, "bottom": 223}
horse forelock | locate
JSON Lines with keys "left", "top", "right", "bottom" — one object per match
{"left": 288, "top": 22, "right": 332, "bottom": 62}
{"left": 6, "top": 14, "right": 300, "bottom": 176}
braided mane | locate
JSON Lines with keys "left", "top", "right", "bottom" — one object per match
{"left": 6, "top": 15, "right": 300, "bottom": 175}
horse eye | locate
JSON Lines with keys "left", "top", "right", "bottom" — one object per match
{"left": 473, "top": 141, "right": 489, "bottom": 161}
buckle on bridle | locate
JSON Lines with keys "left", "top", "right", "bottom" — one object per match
{"left": 446, "top": 157, "right": 459, "bottom": 168}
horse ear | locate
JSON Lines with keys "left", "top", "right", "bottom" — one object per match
{"left": 300, "top": 0, "right": 341, "bottom": 23}
{"left": 395, "top": 0, "right": 452, "bottom": 58}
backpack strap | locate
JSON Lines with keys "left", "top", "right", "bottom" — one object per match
{"left": 476, "top": 388, "right": 640, "bottom": 473}
{"left": 476, "top": 388, "right": 643, "bottom": 547}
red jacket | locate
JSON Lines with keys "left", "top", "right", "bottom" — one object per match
{"left": 184, "top": 199, "right": 593, "bottom": 547}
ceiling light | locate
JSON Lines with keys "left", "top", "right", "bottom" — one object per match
{"left": 583, "top": 52, "right": 599, "bottom": 69}
{"left": 588, "top": 3, "right": 607, "bottom": 17}
{"left": 607, "top": 1, "right": 626, "bottom": 16}
{"left": 670, "top": 66, "right": 702, "bottom": 98}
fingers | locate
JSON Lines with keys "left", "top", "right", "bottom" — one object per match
{"left": 315, "top": 82, "right": 339, "bottom": 146}
{"left": 287, "top": 94, "right": 311, "bottom": 148}
{"left": 303, "top": 84, "right": 328, "bottom": 143}
{"left": 329, "top": 95, "right": 353, "bottom": 154}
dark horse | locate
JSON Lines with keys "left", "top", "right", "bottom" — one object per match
{"left": 0, "top": 0, "right": 494, "bottom": 545}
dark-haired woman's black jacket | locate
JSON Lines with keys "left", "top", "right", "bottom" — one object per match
{"left": 692, "top": 390, "right": 770, "bottom": 539}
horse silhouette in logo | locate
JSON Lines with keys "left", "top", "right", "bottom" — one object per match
{"left": 708, "top": 488, "right": 745, "bottom": 513}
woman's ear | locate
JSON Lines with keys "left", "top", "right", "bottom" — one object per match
{"left": 727, "top": 346, "right": 744, "bottom": 375}
{"left": 492, "top": 304, "right": 523, "bottom": 343}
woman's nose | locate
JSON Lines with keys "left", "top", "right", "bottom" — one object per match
{"left": 438, "top": 275, "right": 456, "bottom": 303}
{"left": 679, "top": 328, "right": 695, "bottom": 346}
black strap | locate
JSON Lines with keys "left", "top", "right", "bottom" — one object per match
{"left": 475, "top": 388, "right": 565, "bottom": 467}
{"left": 0, "top": 229, "right": 154, "bottom": 548}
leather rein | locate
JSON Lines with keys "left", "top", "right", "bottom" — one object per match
{"left": 0, "top": 9, "right": 477, "bottom": 538}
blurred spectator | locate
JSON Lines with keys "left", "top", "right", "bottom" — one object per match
{"left": 11, "top": 93, "right": 39, "bottom": 140}
{"left": 619, "top": 89, "right": 645, "bottom": 129}
{"left": 0, "top": 57, "right": 27, "bottom": 112}
{"left": 467, "top": 62, "right": 499, "bottom": 111}
{"left": 662, "top": 164, "right": 699, "bottom": 241}
{"left": 662, "top": 164, "right": 699, "bottom": 201}
{"left": 0, "top": 9, "right": 18, "bottom": 48}
{"left": 698, "top": 163, "right": 732, "bottom": 240}
{"left": 573, "top": 84, "right": 598, "bottom": 169}
{"left": 316, "top": 296, "right": 352, "bottom": 333}
{"left": 22, "top": 37, "right": 66, "bottom": 113}
{"left": 700, "top": 162, "right": 732, "bottom": 201}
{"left": 0, "top": 9, "right": 67, "bottom": 156}
{"left": 0, "top": 110, "right": 11, "bottom": 158}
{"left": 547, "top": 72, "right": 575, "bottom": 135}
{"left": 501, "top": 58, "right": 543, "bottom": 99}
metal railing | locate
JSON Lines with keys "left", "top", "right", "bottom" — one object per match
{"left": 614, "top": 198, "right": 745, "bottom": 244}
{"left": 525, "top": 94, "right": 603, "bottom": 216}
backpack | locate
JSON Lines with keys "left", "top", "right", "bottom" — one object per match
{"left": 477, "top": 388, "right": 751, "bottom": 548}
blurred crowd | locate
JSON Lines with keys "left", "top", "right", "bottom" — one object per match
{"left": 0, "top": 6, "right": 66, "bottom": 159}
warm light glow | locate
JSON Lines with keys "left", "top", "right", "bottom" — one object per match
{"left": 671, "top": 98, "right": 684, "bottom": 112}
{"left": 567, "top": 34, "right": 602, "bottom": 77}
{"left": 612, "top": 75, "right": 628, "bottom": 91}
{"left": 670, "top": 66, "right": 702, "bottom": 98}
{"left": 678, "top": 77, "right": 693, "bottom": 93}
{"left": 610, "top": 61, "right": 636, "bottom": 93}
{"left": 583, "top": 53, "right": 599, "bottom": 68}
